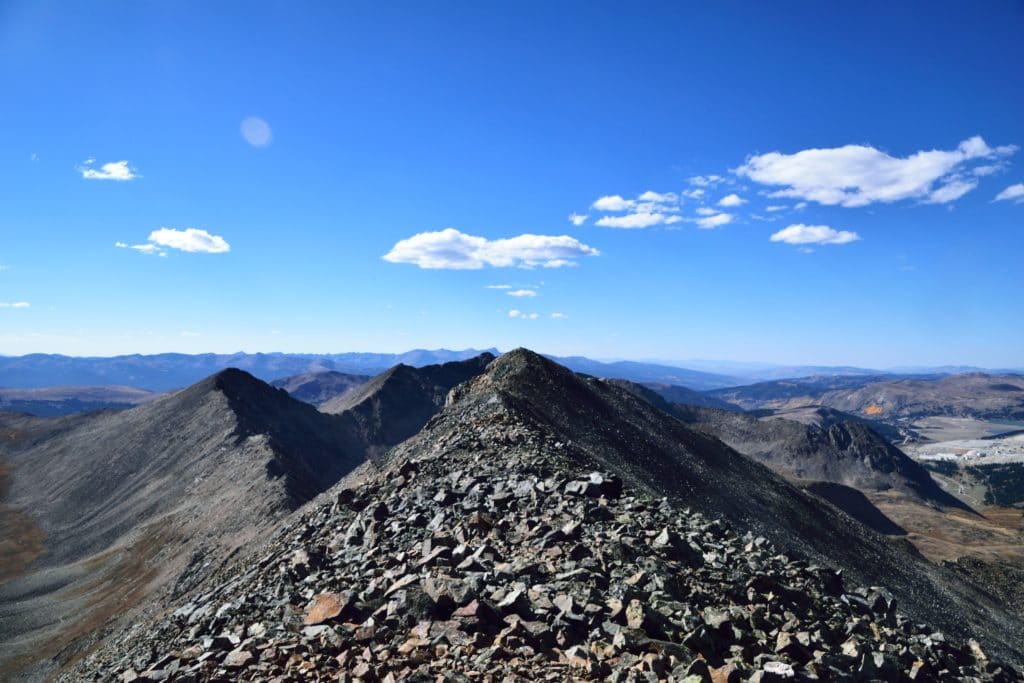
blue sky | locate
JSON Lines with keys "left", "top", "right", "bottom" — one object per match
{"left": 1, "top": 1, "right": 1022, "bottom": 367}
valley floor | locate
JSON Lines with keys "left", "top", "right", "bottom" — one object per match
{"left": 870, "top": 492, "right": 1024, "bottom": 566}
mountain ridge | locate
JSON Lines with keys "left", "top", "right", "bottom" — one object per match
{"left": 64, "top": 348, "right": 1024, "bottom": 680}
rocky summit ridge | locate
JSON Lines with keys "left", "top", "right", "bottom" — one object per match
{"left": 68, "top": 349, "right": 1023, "bottom": 681}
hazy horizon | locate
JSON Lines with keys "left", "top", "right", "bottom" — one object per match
{"left": 0, "top": 346, "right": 1020, "bottom": 374}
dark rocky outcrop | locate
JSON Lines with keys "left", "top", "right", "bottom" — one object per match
{"left": 321, "top": 353, "right": 495, "bottom": 460}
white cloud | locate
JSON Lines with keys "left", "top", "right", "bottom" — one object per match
{"left": 718, "top": 193, "right": 746, "bottom": 207}
{"left": 486, "top": 284, "right": 512, "bottom": 289}
{"left": 973, "top": 164, "right": 1003, "bottom": 177}
{"left": 508, "top": 309, "right": 540, "bottom": 320}
{"left": 592, "top": 195, "right": 635, "bottom": 211}
{"left": 925, "top": 179, "right": 977, "bottom": 204}
{"left": 117, "top": 241, "right": 165, "bottom": 256}
{"left": 383, "top": 228, "right": 599, "bottom": 269}
{"left": 689, "top": 175, "right": 723, "bottom": 187}
{"left": 241, "top": 117, "right": 273, "bottom": 147}
{"left": 550, "top": 312, "right": 568, "bottom": 319}
{"left": 0, "top": 301, "right": 30, "bottom": 309}
{"left": 637, "top": 190, "right": 678, "bottom": 203}
{"left": 695, "top": 213, "right": 734, "bottom": 229}
{"left": 770, "top": 224, "right": 861, "bottom": 245}
{"left": 81, "top": 159, "right": 139, "bottom": 181}
{"left": 595, "top": 212, "right": 682, "bottom": 229}
{"left": 995, "top": 183, "right": 1024, "bottom": 203}
{"left": 149, "top": 228, "right": 231, "bottom": 253}
{"left": 117, "top": 228, "right": 230, "bottom": 256}
{"left": 736, "top": 136, "right": 1017, "bottom": 207}
{"left": 682, "top": 188, "right": 705, "bottom": 199}
{"left": 696, "top": 207, "right": 717, "bottom": 216}
{"left": 765, "top": 205, "right": 787, "bottom": 212}
{"left": 590, "top": 189, "right": 684, "bottom": 229}
{"left": 568, "top": 212, "right": 588, "bottom": 226}
{"left": 507, "top": 289, "right": 537, "bottom": 297}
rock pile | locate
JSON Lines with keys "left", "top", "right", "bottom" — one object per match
{"left": 75, "top": 396, "right": 1019, "bottom": 682}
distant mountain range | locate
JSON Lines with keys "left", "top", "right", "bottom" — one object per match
{"left": 643, "top": 359, "right": 1024, "bottom": 381}
{"left": 709, "top": 373, "right": 1024, "bottom": 422}
{"left": 6, "top": 349, "right": 1018, "bottom": 395}
{"left": 0, "top": 349, "right": 500, "bottom": 392}
{"left": 0, "top": 349, "right": 741, "bottom": 392}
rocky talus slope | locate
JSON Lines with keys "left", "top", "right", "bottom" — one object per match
{"left": 68, "top": 350, "right": 1022, "bottom": 681}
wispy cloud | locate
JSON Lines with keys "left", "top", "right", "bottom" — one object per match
{"left": 117, "top": 228, "right": 231, "bottom": 256}
{"left": 384, "top": 228, "right": 599, "bottom": 269}
{"left": 568, "top": 212, "right": 588, "bottom": 226}
{"left": 737, "top": 136, "right": 1016, "bottom": 207}
{"left": 507, "top": 289, "right": 537, "bottom": 298}
{"left": 508, "top": 309, "right": 540, "bottom": 319}
{"left": 486, "top": 284, "right": 512, "bottom": 289}
{"left": 770, "top": 224, "right": 860, "bottom": 246}
{"left": 995, "top": 183, "right": 1024, "bottom": 203}
{"left": 81, "top": 159, "right": 139, "bottom": 181}
{"left": 550, "top": 312, "right": 568, "bottom": 319}
{"left": 0, "top": 301, "right": 31, "bottom": 309}
{"left": 688, "top": 175, "right": 723, "bottom": 187}
{"left": 695, "top": 213, "right": 733, "bottom": 229}
{"left": 595, "top": 212, "right": 683, "bottom": 229}
{"left": 973, "top": 164, "right": 1005, "bottom": 177}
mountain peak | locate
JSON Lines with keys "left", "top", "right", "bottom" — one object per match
{"left": 485, "top": 347, "right": 573, "bottom": 386}
{"left": 210, "top": 366, "right": 269, "bottom": 392}
{"left": 180, "top": 366, "right": 282, "bottom": 404}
